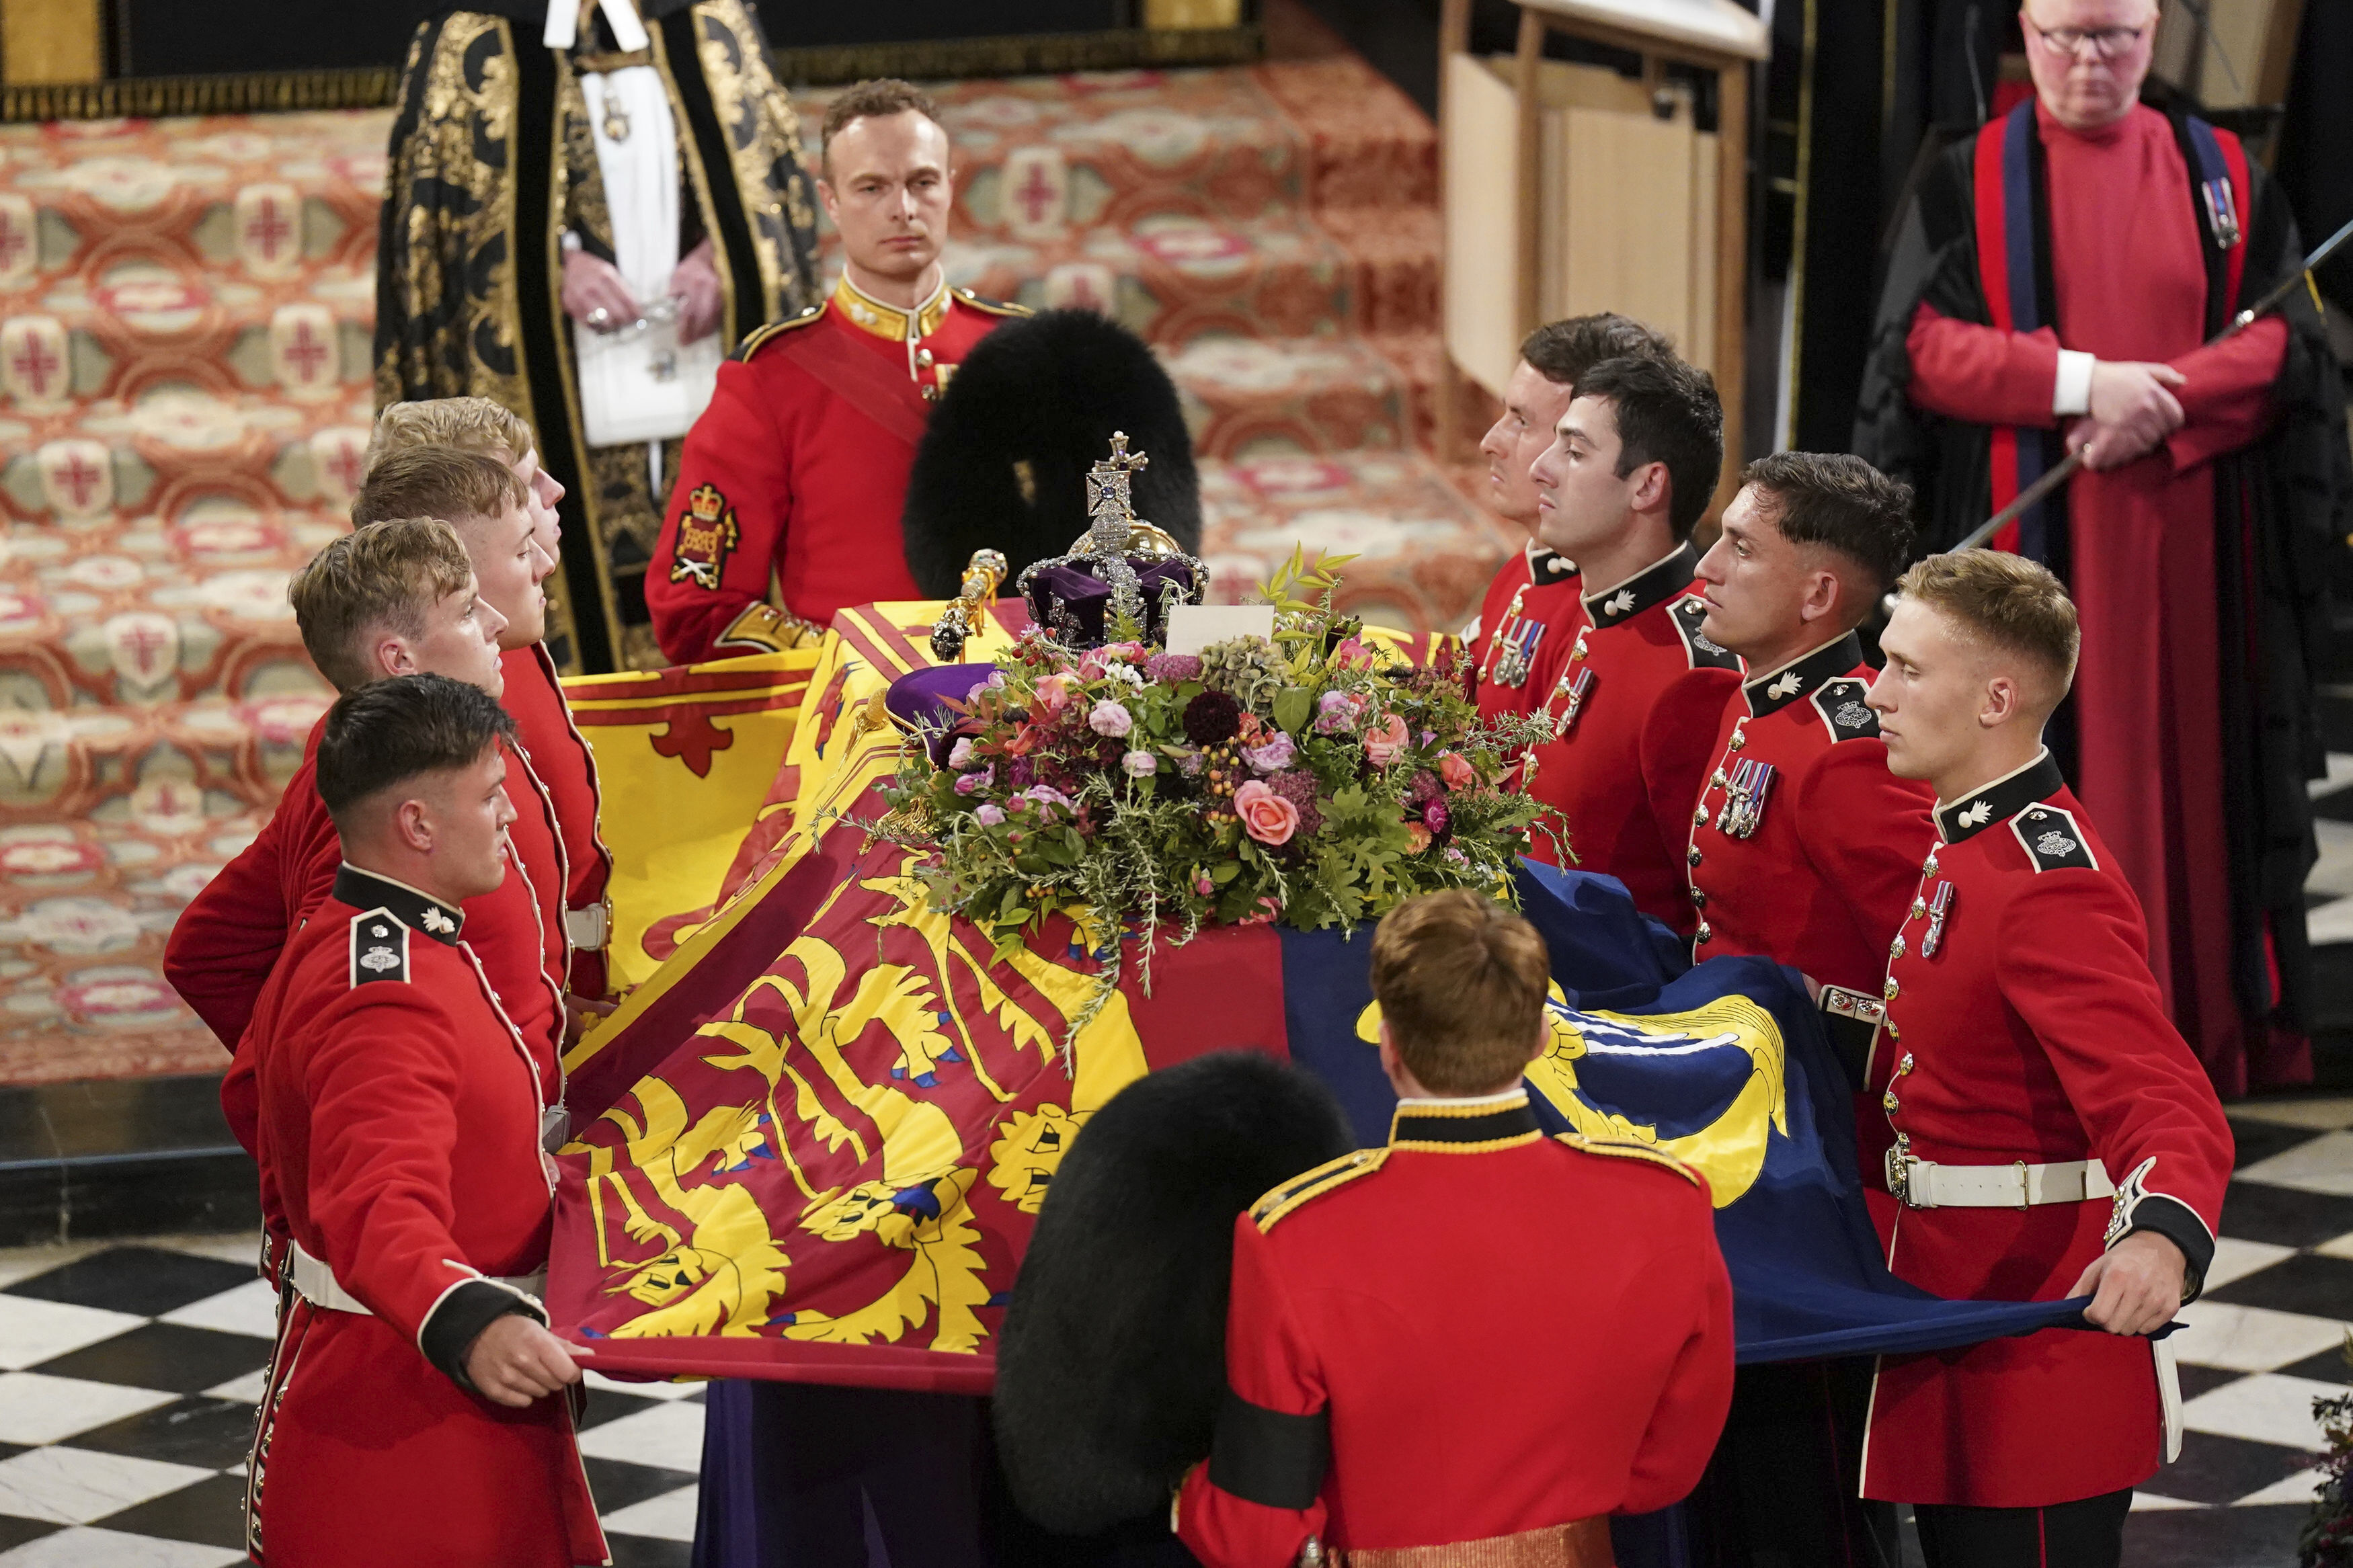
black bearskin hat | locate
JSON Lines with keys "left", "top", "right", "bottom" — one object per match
{"left": 992, "top": 1051, "right": 1354, "bottom": 1536}
{"left": 902, "top": 308, "right": 1201, "bottom": 598}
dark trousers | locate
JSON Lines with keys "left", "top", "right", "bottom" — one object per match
{"left": 1691, "top": 1357, "right": 1901, "bottom": 1568}
{"left": 1913, "top": 1488, "right": 2132, "bottom": 1568}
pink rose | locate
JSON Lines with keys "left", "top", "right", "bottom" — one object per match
{"left": 1362, "top": 712, "right": 1409, "bottom": 767}
{"left": 1035, "top": 674, "right": 1074, "bottom": 714}
{"left": 1232, "top": 780, "right": 1302, "bottom": 847}
{"left": 1331, "top": 636, "right": 1373, "bottom": 670}
{"left": 1438, "top": 751, "right": 1476, "bottom": 791}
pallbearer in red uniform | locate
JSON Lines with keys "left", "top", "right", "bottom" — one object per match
{"left": 1518, "top": 355, "right": 1742, "bottom": 937}
{"left": 1681, "top": 452, "right": 1932, "bottom": 1566}
{"left": 1860, "top": 552, "right": 2232, "bottom": 1567}
{"left": 366, "top": 399, "right": 616, "bottom": 999}
{"left": 647, "top": 79, "right": 1027, "bottom": 665}
{"left": 1177, "top": 891, "right": 1735, "bottom": 1568}
{"left": 241, "top": 673, "right": 603, "bottom": 1568}
{"left": 1461, "top": 315, "right": 1673, "bottom": 725}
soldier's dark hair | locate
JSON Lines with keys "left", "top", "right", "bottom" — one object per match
{"left": 1521, "top": 313, "right": 1675, "bottom": 392}
{"left": 315, "top": 673, "right": 516, "bottom": 833}
{"left": 1570, "top": 354, "right": 1724, "bottom": 540}
{"left": 821, "top": 79, "right": 946, "bottom": 177}
{"left": 1369, "top": 891, "right": 1550, "bottom": 1094}
{"left": 1741, "top": 451, "right": 1918, "bottom": 602}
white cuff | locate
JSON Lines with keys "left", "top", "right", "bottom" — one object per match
{"left": 2053, "top": 349, "right": 2095, "bottom": 417}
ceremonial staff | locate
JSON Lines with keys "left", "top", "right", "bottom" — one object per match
{"left": 1950, "top": 212, "right": 2353, "bottom": 555}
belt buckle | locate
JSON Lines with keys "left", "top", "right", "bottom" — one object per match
{"left": 2016, "top": 1159, "right": 2032, "bottom": 1209}
{"left": 1885, "top": 1143, "right": 1914, "bottom": 1206}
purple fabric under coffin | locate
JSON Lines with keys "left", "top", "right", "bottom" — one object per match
{"left": 1022, "top": 559, "right": 1196, "bottom": 647}
{"left": 885, "top": 663, "right": 1000, "bottom": 765}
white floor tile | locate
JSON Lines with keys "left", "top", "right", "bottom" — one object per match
{"left": 2170, "top": 1300, "right": 2353, "bottom": 1371}
{"left": 199, "top": 1370, "right": 267, "bottom": 1405}
{"left": 2179, "top": 1372, "right": 2339, "bottom": 1451}
{"left": 142, "top": 1235, "right": 262, "bottom": 1269}
{"left": 0, "top": 1374, "right": 175, "bottom": 1446}
{"left": 2307, "top": 821, "right": 2353, "bottom": 901}
{"left": 573, "top": 1400, "right": 705, "bottom": 1471}
{"left": 0, "top": 1297, "right": 142, "bottom": 1372}
{"left": 0, "top": 1244, "right": 104, "bottom": 1294}
{"left": 2128, "top": 1491, "right": 2204, "bottom": 1511}
{"left": 0, "top": 1446, "right": 212, "bottom": 1525}
{"left": 599, "top": 1483, "right": 699, "bottom": 1542}
{"left": 2200, "top": 1236, "right": 2298, "bottom": 1291}
{"left": 2303, "top": 897, "right": 2353, "bottom": 946}
{"left": 2235, "top": 1467, "right": 2329, "bottom": 1505}
{"left": 157, "top": 1280, "right": 276, "bottom": 1341}
{"left": 2229, "top": 1097, "right": 2353, "bottom": 1132}
{"left": 2316, "top": 1230, "right": 2353, "bottom": 1261}
{"left": 0, "top": 1526, "right": 245, "bottom": 1567}
{"left": 2235, "top": 1129, "right": 2353, "bottom": 1195}
{"left": 583, "top": 1368, "right": 704, "bottom": 1401}
{"left": 2307, "top": 753, "right": 2353, "bottom": 799}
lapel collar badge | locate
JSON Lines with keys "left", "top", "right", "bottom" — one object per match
{"left": 420, "top": 906, "right": 456, "bottom": 935}
{"left": 1959, "top": 798, "right": 1993, "bottom": 829}
{"left": 1605, "top": 589, "right": 1635, "bottom": 616}
{"left": 1766, "top": 670, "right": 1802, "bottom": 701}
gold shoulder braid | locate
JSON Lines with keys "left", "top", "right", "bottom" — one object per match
{"left": 1249, "top": 1149, "right": 1388, "bottom": 1233}
{"left": 1552, "top": 1131, "right": 1703, "bottom": 1188}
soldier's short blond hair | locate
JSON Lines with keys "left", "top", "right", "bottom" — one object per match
{"left": 288, "top": 517, "right": 475, "bottom": 694}
{"left": 366, "top": 398, "right": 535, "bottom": 472}
{"left": 352, "top": 445, "right": 526, "bottom": 532}
{"left": 1369, "top": 891, "right": 1551, "bottom": 1095}
{"left": 1895, "top": 550, "right": 2080, "bottom": 703}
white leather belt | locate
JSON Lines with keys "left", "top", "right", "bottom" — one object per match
{"left": 564, "top": 901, "right": 610, "bottom": 951}
{"left": 1888, "top": 1153, "right": 2113, "bottom": 1209}
{"left": 286, "top": 1241, "right": 547, "bottom": 1316}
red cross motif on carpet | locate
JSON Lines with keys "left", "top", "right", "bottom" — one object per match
{"left": 0, "top": 202, "right": 29, "bottom": 280}
{"left": 313, "top": 429, "right": 369, "bottom": 499}
{"left": 42, "top": 443, "right": 108, "bottom": 514}
{"left": 1002, "top": 147, "right": 1068, "bottom": 241}
{"left": 245, "top": 196, "right": 292, "bottom": 263}
{"left": 7, "top": 324, "right": 62, "bottom": 402}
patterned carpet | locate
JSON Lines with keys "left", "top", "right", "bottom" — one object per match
{"left": 0, "top": 3, "right": 1507, "bottom": 1087}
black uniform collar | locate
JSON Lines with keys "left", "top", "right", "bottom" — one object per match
{"left": 333, "top": 864, "right": 465, "bottom": 945}
{"left": 1583, "top": 542, "right": 1698, "bottom": 628}
{"left": 1742, "top": 632, "right": 1864, "bottom": 716}
{"left": 1388, "top": 1087, "right": 1542, "bottom": 1151}
{"left": 1527, "top": 545, "right": 1578, "bottom": 586}
{"left": 1936, "top": 749, "right": 2065, "bottom": 843}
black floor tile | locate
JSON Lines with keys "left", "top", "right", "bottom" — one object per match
{"left": 582, "top": 1389, "right": 672, "bottom": 1431}
{"left": 31, "top": 1321, "right": 272, "bottom": 1393}
{"left": 3, "top": 1244, "right": 252, "bottom": 1317}
{"left": 582, "top": 1454, "right": 699, "bottom": 1513}
{"left": 2175, "top": 1362, "right": 2247, "bottom": 1401}
{"left": 2223, "top": 1118, "right": 2331, "bottom": 1167}
{"left": 2219, "top": 1178, "right": 2353, "bottom": 1247}
{"left": 2120, "top": 1501, "right": 2315, "bottom": 1568}
{"left": 2313, "top": 787, "right": 2353, "bottom": 825}
{"left": 2145, "top": 1430, "right": 2315, "bottom": 1505}
{"left": 91, "top": 1469, "right": 248, "bottom": 1549}
{"left": 2206, "top": 1250, "right": 2353, "bottom": 1317}
{"left": 66, "top": 1395, "right": 257, "bottom": 1470}
{"left": 606, "top": 1534, "right": 694, "bottom": 1568}
{"left": 0, "top": 1516, "right": 61, "bottom": 1553}
{"left": 2277, "top": 1343, "right": 2353, "bottom": 1384}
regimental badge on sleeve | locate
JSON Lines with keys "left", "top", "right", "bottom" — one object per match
{"left": 1810, "top": 677, "right": 1880, "bottom": 741}
{"left": 670, "top": 483, "right": 740, "bottom": 590}
{"left": 348, "top": 909, "right": 409, "bottom": 987}
{"left": 2011, "top": 804, "right": 2098, "bottom": 872}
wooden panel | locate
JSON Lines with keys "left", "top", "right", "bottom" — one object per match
{"left": 1443, "top": 51, "right": 1525, "bottom": 399}
{"left": 2, "top": 0, "right": 103, "bottom": 85}
{"left": 2153, "top": 0, "right": 2284, "bottom": 109}
{"left": 1688, "top": 128, "right": 1719, "bottom": 376}
{"left": 1558, "top": 105, "right": 1700, "bottom": 362}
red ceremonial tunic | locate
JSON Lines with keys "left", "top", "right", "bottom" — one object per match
{"left": 502, "top": 644, "right": 613, "bottom": 999}
{"left": 1903, "top": 101, "right": 2284, "bottom": 1078}
{"left": 241, "top": 864, "right": 603, "bottom": 1568}
{"left": 646, "top": 273, "right": 1025, "bottom": 664}
{"left": 1463, "top": 542, "right": 1583, "bottom": 725}
{"left": 1682, "top": 632, "right": 1937, "bottom": 1203}
{"left": 1176, "top": 1090, "right": 1734, "bottom": 1568}
{"left": 1861, "top": 752, "right": 2232, "bottom": 1508}
{"left": 1522, "top": 544, "right": 1743, "bottom": 938}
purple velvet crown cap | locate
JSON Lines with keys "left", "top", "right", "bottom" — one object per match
{"left": 886, "top": 663, "right": 1000, "bottom": 765}
{"left": 1022, "top": 559, "right": 1197, "bottom": 647}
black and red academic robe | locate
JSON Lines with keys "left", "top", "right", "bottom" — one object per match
{"left": 1855, "top": 97, "right": 2350, "bottom": 1095}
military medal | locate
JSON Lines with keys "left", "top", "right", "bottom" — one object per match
{"left": 1551, "top": 665, "right": 1594, "bottom": 736}
{"left": 1919, "top": 880, "right": 1954, "bottom": 958}
{"left": 1714, "top": 759, "right": 1751, "bottom": 834}
{"left": 1478, "top": 587, "right": 1530, "bottom": 686}
{"left": 1492, "top": 616, "right": 1546, "bottom": 689}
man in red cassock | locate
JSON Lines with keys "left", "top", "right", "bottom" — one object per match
{"left": 241, "top": 673, "right": 604, "bottom": 1568}
{"left": 1176, "top": 891, "right": 1734, "bottom": 1568}
{"left": 1856, "top": 0, "right": 2348, "bottom": 1094}
{"left": 1461, "top": 315, "right": 1673, "bottom": 725}
{"left": 646, "top": 78, "right": 1026, "bottom": 665}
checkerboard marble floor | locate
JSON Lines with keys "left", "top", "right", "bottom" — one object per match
{"left": 0, "top": 1101, "right": 2344, "bottom": 1567}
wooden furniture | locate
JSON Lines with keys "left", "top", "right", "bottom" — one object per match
{"left": 1436, "top": 0, "right": 1768, "bottom": 506}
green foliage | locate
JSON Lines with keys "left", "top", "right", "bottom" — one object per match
{"left": 2303, "top": 1336, "right": 2353, "bottom": 1567}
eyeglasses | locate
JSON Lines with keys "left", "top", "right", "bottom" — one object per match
{"left": 2024, "top": 17, "right": 2151, "bottom": 59}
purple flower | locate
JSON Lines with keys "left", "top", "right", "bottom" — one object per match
{"left": 974, "top": 803, "right": 1006, "bottom": 827}
{"left": 1146, "top": 653, "right": 1203, "bottom": 683}
{"left": 954, "top": 766, "right": 994, "bottom": 796}
{"left": 1420, "top": 729, "right": 1436, "bottom": 747}
{"left": 947, "top": 737, "right": 976, "bottom": 769}
{"left": 1421, "top": 796, "right": 1451, "bottom": 836}
{"left": 1178, "top": 749, "right": 1207, "bottom": 777}
{"left": 1088, "top": 699, "right": 1134, "bottom": 738}
{"left": 1243, "top": 732, "right": 1295, "bottom": 774}
{"left": 1183, "top": 690, "right": 1242, "bottom": 745}
{"left": 1023, "top": 786, "right": 1075, "bottom": 813}
{"left": 1005, "top": 756, "right": 1037, "bottom": 792}
{"left": 1314, "top": 690, "right": 1367, "bottom": 735}
{"left": 1122, "top": 750, "right": 1158, "bottom": 778}
{"left": 1269, "top": 770, "right": 1324, "bottom": 837}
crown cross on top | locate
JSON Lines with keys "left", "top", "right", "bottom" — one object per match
{"left": 1085, "top": 430, "right": 1149, "bottom": 552}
